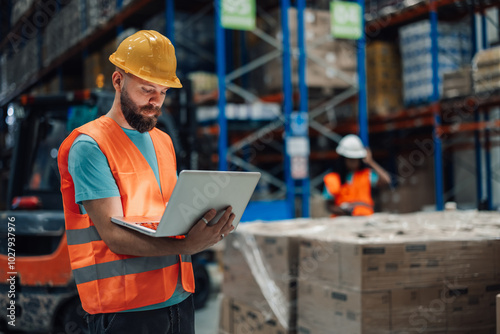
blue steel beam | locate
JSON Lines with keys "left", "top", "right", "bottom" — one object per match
{"left": 430, "top": 1, "right": 444, "bottom": 211}
{"left": 216, "top": 0, "right": 228, "bottom": 171}
{"left": 281, "top": 0, "right": 295, "bottom": 218}
{"left": 470, "top": 7, "right": 483, "bottom": 208}
{"left": 165, "top": 0, "right": 174, "bottom": 43}
{"left": 481, "top": 10, "right": 493, "bottom": 210}
{"left": 116, "top": 0, "right": 124, "bottom": 35}
{"left": 357, "top": 0, "right": 368, "bottom": 146}
{"left": 297, "top": 0, "right": 309, "bottom": 217}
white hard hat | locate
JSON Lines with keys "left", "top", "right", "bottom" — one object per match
{"left": 336, "top": 134, "right": 367, "bottom": 159}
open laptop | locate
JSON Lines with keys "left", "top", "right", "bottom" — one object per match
{"left": 111, "top": 170, "right": 261, "bottom": 237}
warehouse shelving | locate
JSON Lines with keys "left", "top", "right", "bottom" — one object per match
{"left": 2, "top": 0, "right": 500, "bottom": 215}
{"left": 363, "top": 0, "right": 500, "bottom": 211}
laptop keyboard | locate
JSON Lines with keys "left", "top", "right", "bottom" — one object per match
{"left": 138, "top": 222, "right": 159, "bottom": 230}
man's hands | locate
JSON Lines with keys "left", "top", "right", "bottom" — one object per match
{"left": 182, "top": 206, "right": 235, "bottom": 255}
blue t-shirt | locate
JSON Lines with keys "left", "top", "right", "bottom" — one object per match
{"left": 323, "top": 170, "right": 379, "bottom": 200}
{"left": 68, "top": 126, "right": 190, "bottom": 312}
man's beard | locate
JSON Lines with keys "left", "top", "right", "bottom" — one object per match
{"left": 120, "top": 88, "right": 161, "bottom": 133}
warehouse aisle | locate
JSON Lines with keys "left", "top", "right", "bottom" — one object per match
{"left": 195, "top": 293, "right": 221, "bottom": 334}
{"left": 195, "top": 263, "right": 223, "bottom": 333}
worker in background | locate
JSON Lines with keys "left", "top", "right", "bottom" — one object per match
{"left": 323, "top": 134, "right": 391, "bottom": 216}
{"left": 58, "top": 30, "right": 234, "bottom": 334}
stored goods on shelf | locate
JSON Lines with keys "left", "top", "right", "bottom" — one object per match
{"left": 86, "top": 0, "right": 117, "bottom": 32}
{"left": 473, "top": 46, "right": 500, "bottom": 94}
{"left": 144, "top": 11, "right": 216, "bottom": 73}
{"left": 10, "top": 0, "right": 36, "bottom": 27}
{"left": 364, "top": 0, "right": 426, "bottom": 19}
{"left": 366, "top": 41, "right": 403, "bottom": 116}
{"left": 399, "top": 19, "right": 472, "bottom": 106}
{"left": 196, "top": 103, "right": 281, "bottom": 123}
{"left": 43, "top": 0, "right": 83, "bottom": 68}
{"left": 3, "top": 37, "right": 39, "bottom": 93}
{"left": 442, "top": 65, "right": 473, "bottom": 99}
{"left": 250, "top": 8, "right": 357, "bottom": 93}
{"left": 188, "top": 72, "right": 218, "bottom": 95}
{"left": 220, "top": 211, "right": 500, "bottom": 334}
{"left": 378, "top": 152, "right": 435, "bottom": 213}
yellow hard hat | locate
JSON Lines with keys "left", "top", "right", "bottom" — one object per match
{"left": 109, "top": 30, "right": 182, "bottom": 88}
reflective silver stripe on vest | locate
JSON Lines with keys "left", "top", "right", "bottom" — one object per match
{"left": 73, "top": 255, "right": 179, "bottom": 285}
{"left": 180, "top": 254, "right": 192, "bottom": 263}
{"left": 66, "top": 226, "right": 102, "bottom": 245}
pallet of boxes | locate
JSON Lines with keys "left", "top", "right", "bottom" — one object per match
{"left": 220, "top": 211, "right": 500, "bottom": 334}
{"left": 248, "top": 8, "right": 357, "bottom": 96}
{"left": 473, "top": 46, "right": 500, "bottom": 94}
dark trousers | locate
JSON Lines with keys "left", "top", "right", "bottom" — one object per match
{"left": 86, "top": 295, "right": 195, "bottom": 334}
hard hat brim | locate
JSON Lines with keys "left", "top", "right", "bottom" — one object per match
{"left": 336, "top": 147, "right": 367, "bottom": 159}
{"left": 109, "top": 55, "right": 183, "bottom": 89}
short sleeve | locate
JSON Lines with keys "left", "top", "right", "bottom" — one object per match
{"left": 323, "top": 185, "right": 334, "bottom": 200}
{"left": 369, "top": 169, "right": 379, "bottom": 187}
{"left": 68, "top": 134, "right": 120, "bottom": 204}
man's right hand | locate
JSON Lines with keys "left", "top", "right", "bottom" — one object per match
{"left": 182, "top": 206, "right": 235, "bottom": 255}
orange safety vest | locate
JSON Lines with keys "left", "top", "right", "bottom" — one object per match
{"left": 58, "top": 116, "right": 195, "bottom": 314}
{"left": 323, "top": 168, "right": 374, "bottom": 216}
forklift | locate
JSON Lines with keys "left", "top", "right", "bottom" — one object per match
{"left": 0, "top": 88, "right": 211, "bottom": 333}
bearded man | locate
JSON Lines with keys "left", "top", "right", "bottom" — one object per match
{"left": 57, "top": 30, "right": 234, "bottom": 334}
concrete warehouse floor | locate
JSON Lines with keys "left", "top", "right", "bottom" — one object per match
{"left": 195, "top": 263, "right": 223, "bottom": 334}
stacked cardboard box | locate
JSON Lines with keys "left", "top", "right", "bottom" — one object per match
{"left": 497, "top": 294, "right": 500, "bottom": 334}
{"left": 378, "top": 151, "right": 436, "bottom": 213}
{"left": 221, "top": 212, "right": 500, "bottom": 334}
{"left": 399, "top": 19, "right": 471, "bottom": 106}
{"left": 443, "top": 66, "right": 473, "bottom": 99}
{"left": 473, "top": 47, "right": 500, "bottom": 94}
{"left": 296, "top": 212, "right": 500, "bottom": 334}
{"left": 366, "top": 41, "right": 403, "bottom": 116}
{"left": 254, "top": 8, "right": 357, "bottom": 93}
{"left": 221, "top": 220, "right": 329, "bottom": 333}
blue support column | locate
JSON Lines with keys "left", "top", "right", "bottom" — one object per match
{"left": 297, "top": 0, "right": 309, "bottom": 217}
{"left": 116, "top": 0, "right": 124, "bottom": 36}
{"left": 430, "top": 1, "right": 444, "bottom": 211}
{"left": 165, "top": 0, "right": 175, "bottom": 43}
{"left": 481, "top": 10, "right": 493, "bottom": 210}
{"left": 216, "top": 0, "right": 228, "bottom": 171}
{"left": 357, "top": 0, "right": 368, "bottom": 146}
{"left": 281, "top": 0, "right": 295, "bottom": 218}
{"left": 485, "top": 110, "right": 493, "bottom": 210}
{"left": 471, "top": 9, "right": 483, "bottom": 208}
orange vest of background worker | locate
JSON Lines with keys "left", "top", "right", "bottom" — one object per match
{"left": 323, "top": 134, "right": 391, "bottom": 217}
{"left": 58, "top": 116, "right": 194, "bottom": 314}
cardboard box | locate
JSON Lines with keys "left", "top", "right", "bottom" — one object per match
{"left": 446, "top": 280, "right": 500, "bottom": 332}
{"left": 497, "top": 294, "right": 500, "bottom": 334}
{"left": 297, "top": 279, "right": 391, "bottom": 334}
{"left": 366, "top": 41, "right": 403, "bottom": 116}
{"left": 443, "top": 66, "right": 473, "bottom": 99}
{"left": 231, "top": 299, "right": 288, "bottom": 334}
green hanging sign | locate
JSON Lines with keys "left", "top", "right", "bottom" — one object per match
{"left": 221, "top": 0, "right": 256, "bottom": 31}
{"left": 330, "top": 1, "right": 362, "bottom": 40}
